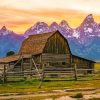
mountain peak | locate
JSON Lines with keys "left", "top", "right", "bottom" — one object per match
{"left": 24, "top": 22, "right": 49, "bottom": 37}
{"left": 1, "top": 26, "right": 7, "bottom": 30}
{"left": 49, "top": 22, "right": 59, "bottom": 31}
{"left": 35, "top": 22, "right": 48, "bottom": 26}
{"left": 59, "top": 20, "right": 70, "bottom": 28}
{"left": 83, "top": 14, "right": 94, "bottom": 24}
{"left": 33, "top": 22, "right": 49, "bottom": 29}
{"left": 0, "top": 26, "right": 14, "bottom": 36}
{"left": 60, "top": 20, "right": 68, "bottom": 25}
{"left": 87, "top": 14, "right": 93, "bottom": 18}
{"left": 77, "top": 14, "right": 96, "bottom": 35}
{"left": 50, "top": 22, "right": 58, "bottom": 26}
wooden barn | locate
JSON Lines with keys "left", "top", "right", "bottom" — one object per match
{"left": 0, "top": 30, "right": 95, "bottom": 79}
{"left": 19, "top": 30, "right": 94, "bottom": 69}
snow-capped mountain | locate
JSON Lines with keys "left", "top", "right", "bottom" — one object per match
{"left": 25, "top": 20, "right": 73, "bottom": 38}
{"left": 49, "top": 22, "right": 59, "bottom": 31}
{"left": 24, "top": 22, "right": 50, "bottom": 37}
{"left": 59, "top": 20, "right": 73, "bottom": 38}
{"left": 67, "top": 14, "right": 100, "bottom": 61}
{"left": 0, "top": 26, "right": 15, "bottom": 36}
{"left": 74, "top": 14, "right": 100, "bottom": 45}
{"left": 0, "top": 26, "right": 25, "bottom": 57}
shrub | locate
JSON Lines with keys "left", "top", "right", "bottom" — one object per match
{"left": 6, "top": 51, "right": 15, "bottom": 56}
{"left": 72, "top": 93, "right": 83, "bottom": 98}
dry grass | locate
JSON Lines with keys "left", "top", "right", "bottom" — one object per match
{"left": 0, "top": 78, "right": 100, "bottom": 94}
{"left": 95, "top": 63, "right": 100, "bottom": 69}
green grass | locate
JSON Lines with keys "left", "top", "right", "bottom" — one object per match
{"left": 0, "top": 78, "right": 100, "bottom": 94}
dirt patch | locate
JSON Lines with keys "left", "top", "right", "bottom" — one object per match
{"left": 55, "top": 96, "right": 77, "bottom": 100}
{"left": 83, "top": 93, "right": 100, "bottom": 100}
{"left": 0, "top": 88, "right": 100, "bottom": 100}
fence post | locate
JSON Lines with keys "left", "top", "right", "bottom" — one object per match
{"left": 30, "top": 56, "right": 33, "bottom": 78}
{"left": 74, "top": 64, "right": 77, "bottom": 81}
{"left": 21, "top": 56, "right": 23, "bottom": 72}
{"left": 3, "top": 64, "right": 7, "bottom": 84}
{"left": 38, "top": 63, "right": 45, "bottom": 88}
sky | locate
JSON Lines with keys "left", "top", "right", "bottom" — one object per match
{"left": 0, "top": 0, "right": 100, "bottom": 34}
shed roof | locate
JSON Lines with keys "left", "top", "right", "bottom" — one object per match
{"left": 0, "top": 55, "right": 20, "bottom": 64}
{"left": 72, "top": 55, "right": 95, "bottom": 63}
{"left": 0, "top": 54, "right": 32, "bottom": 64}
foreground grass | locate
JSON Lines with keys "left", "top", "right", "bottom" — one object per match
{"left": 0, "top": 78, "right": 100, "bottom": 94}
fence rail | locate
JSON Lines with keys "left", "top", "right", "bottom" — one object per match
{"left": 0, "top": 65, "right": 100, "bottom": 84}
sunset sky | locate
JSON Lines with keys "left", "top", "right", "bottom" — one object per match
{"left": 0, "top": 0, "right": 100, "bottom": 34}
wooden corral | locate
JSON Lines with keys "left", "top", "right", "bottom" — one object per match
{"left": 0, "top": 30, "right": 95, "bottom": 83}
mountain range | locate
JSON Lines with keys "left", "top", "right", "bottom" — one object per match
{"left": 0, "top": 14, "right": 100, "bottom": 62}
{"left": 0, "top": 26, "right": 25, "bottom": 57}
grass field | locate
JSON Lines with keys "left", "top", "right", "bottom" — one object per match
{"left": 0, "top": 78, "right": 100, "bottom": 94}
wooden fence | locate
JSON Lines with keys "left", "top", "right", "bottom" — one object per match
{"left": 0, "top": 64, "right": 100, "bottom": 84}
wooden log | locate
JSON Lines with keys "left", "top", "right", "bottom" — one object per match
{"left": 30, "top": 57, "right": 33, "bottom": 70}
{"left": 74, "top": 64, "right": 77, "bottom": 81}
{"left": 21, "top": 56, "right": 23, "bottom": 72}
{"left": 13, "top": 55, "right": 22, "bottom": 67}
{"left": 3, "top": 64, "right": 7, "bottom": 84}
{"left": 42, "top": 53, "right": 69, "bottom": 62}
{"left": 32, "top": 58, "right": 41, "bottom": 79}
{"left": 38, "top": 64, "right": 45, "bottom": 89}
{"left": 30, "top": 57, "right": 33, "bottom": 78}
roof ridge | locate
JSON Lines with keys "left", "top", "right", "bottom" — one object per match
{"left": 28, "top": 30, "right": 58, "bottom": 37}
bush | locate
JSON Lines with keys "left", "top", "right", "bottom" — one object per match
{"left": 6, "top": 51, "right": 15, "bottom": 56}
{"left": 72, "top": 93, "right": 83, "bottom": 98}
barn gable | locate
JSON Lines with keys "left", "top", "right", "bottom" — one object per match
{"left": 19, "top": 31, "right": 71, "bottom": 55}
{"left": 43, "top": 31, "right": 71, "bottom": 54}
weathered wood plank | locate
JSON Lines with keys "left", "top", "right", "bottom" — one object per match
{"left": 42, "top": 53, "right": 71, "bottom": 63}
{"left": 3, "top": 64, "right": 7, "bottom": 83}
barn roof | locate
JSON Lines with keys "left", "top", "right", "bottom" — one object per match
{"left": 0, "top": 55, "right": 20, "bottom": 64}
{"left": 72, "top": 55, "right": 95, "bottom": 63}
{"left": 19, "top": 31, "right": 57, "bottom": 55}
{"left": 0, "top": 54, "right": 32, "bottom": 64}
